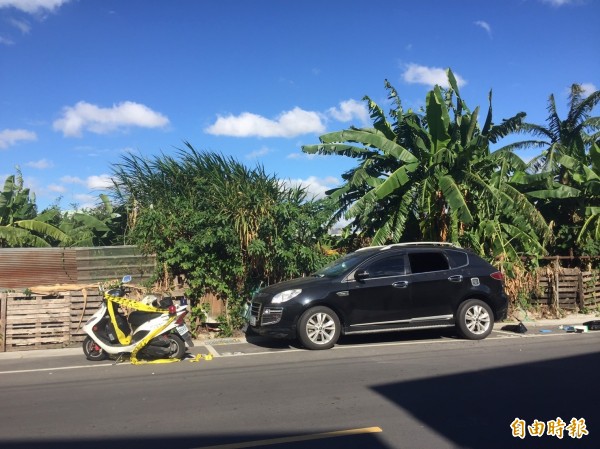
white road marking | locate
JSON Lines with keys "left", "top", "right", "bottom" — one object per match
{"left": 0, "top": 363, "right": 115, "bottom": 375}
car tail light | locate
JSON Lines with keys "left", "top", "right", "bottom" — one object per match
{"left": 168, "top": 305, "right": 177, "bottom": 315}
{"left": 175, "top": 311, "right": 188, "bottom": 325}
{"left": 490, "top": 271, "right": 504, "bottom": 281}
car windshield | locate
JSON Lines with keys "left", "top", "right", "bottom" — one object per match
{"left": 312, "top": 252, "right": 367, "bottom": 278}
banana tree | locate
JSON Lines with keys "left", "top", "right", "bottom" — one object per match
{"left": 303, "top": 69, "right": 551, "bottom": 264}
{"left": 506, "top": 84, "right": 600, "bottom": 253}
{"left": 57, "top": 194, "right": 127, "bottom": 247}
{"left": 0, "top": 173, "right": 68, "bottom": 247}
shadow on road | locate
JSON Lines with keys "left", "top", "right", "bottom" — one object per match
{"left": 338, "top": 328, "right": 460, "bottom": 346}
{"left": 244, "top": 334, "right": 302, "bottom": 350}
{"left": 372, "top": 351, "right": 599, "bottom": 449}
{"left": 0, "top": 429, "right": 390, "bottom": 449}
{"left": 244, "top": 328, "right": 460, "bottom": 351}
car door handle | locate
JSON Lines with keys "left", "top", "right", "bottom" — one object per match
{"left": 392, "top": 281, "right": 408, "bottom": 288}
{"left": 448, "top": 275, "right": 463, "bottom": 283}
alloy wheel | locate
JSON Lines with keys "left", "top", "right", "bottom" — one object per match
{"left": 464, "top": 304, "right": 491, "bottom": 335}
{"left": 306, "top": 312, "right": 337, "bottom": 344}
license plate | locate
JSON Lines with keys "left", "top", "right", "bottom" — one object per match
{"left": 250, "top": 316, "right": 257, "bottom": 326}
{"left": 176, "top": 324, "right": 189, "bottom": 336}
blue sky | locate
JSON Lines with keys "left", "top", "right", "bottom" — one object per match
{"left": 1, "top": 0, "right": 598, "bottom": 210}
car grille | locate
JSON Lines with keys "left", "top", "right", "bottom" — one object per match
{"left": 250, "top": 302, "right": 262, "bottom": 321}
{"left": 250, "top": 302, "right": 282, "bottom": 326}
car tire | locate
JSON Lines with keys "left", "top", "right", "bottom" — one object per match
{"left": 456, "top": 299, "right": 494, "bottom": 340}
{"left": 297, "top": 306, "right": 341, "bottom": 350}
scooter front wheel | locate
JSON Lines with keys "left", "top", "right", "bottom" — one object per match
{"left": 83, "top": 336, "right": 108, "bottom": 361}
{"left": 167, "top": 334, "right": 186, "bottom": 359}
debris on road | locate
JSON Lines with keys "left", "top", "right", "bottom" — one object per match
{"left": 501, "top": 322, "right": 528, "bottom": 334}
{"left": 559, "top": 325, "right": 589, "bottom": 333}
{"left": 583, "top": 320, "right": 600, "bottom": 331}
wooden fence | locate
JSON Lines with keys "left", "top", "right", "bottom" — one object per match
{"left": 531, "top": 267, "right": 600, "bottom": 311}
{"left": 0, "top": 289, "right": 103, "bottom": 352}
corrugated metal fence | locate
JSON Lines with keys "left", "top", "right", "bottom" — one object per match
{"left": 0, "top": 246, "right": 155, "bottom": 289}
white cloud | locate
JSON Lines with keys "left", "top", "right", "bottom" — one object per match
{"left": 10, "top": 18, "right": 31, "bottom": 34}
{"left": 60, "top": 175, "right": 84, "bottom": 184}
{"left": 0, "top": 128, "right": 37, "bottom": 149}
{"left": 246, "top": 146, "right": 271, "bottom": 159}
{"left": 327, "top": 99, "right": 370, "bottom": 125}
{"left": 402, "top": 63, "right": 467, "bottom": 88}
{"left": 0, "top": 0, "right": 72, "bottom": 14}
{"left": 580, "top": 83, "right": 597, "bottom": 97}
{"left": 53, "top": 101, "right": 170, "bottom": 137}
{"left": 0, "top": 36, "right": 15, "bottom": 45}
{"left": 25, "top": 158, "right": 53, "bottom": 169}
{"left": 287, "top": 150, "right": 321, "bottom": 161}
{"left": 73, "top": 193, "right": 97, "bottom": 209}
{"left": 86, "top": 174, "right": 113, "bottom": 190}
{"left": 47, "top": 184, "right": 66, "bottom": 193}
{"left": 205, "top": 107, "right": 326, "bottom": 138}
{"left": 206, "top": 99, "right": 371, "bottom": 139}
{"left": 539, "top": 0, "right": 577, "bottom": 6}
{"left": 474, "top": 20, "right": 492, "bottom": 37}
{"left": 285, "top": 175, "right": 340, "bottom": 199}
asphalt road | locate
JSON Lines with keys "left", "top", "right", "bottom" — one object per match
{"left": 0, "top": 329, "right": 599, "bottom": 449}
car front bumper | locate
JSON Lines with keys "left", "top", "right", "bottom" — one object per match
{"left": 249, "top": 299, "right": 302, "bottom": 339}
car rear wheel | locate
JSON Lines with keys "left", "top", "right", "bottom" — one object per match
{"left": 456, "top": 299, "right": 494, "bottom": 340}
{"left": 298, "top": 306, "right": 340, "bottom": 350}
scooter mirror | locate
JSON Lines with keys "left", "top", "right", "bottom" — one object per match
{"left": 122, "top": 275, "right": 132, "bottom": 284}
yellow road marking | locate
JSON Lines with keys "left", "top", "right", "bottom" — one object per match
{"left": 196, "top": 426, "right": 383, "bottom": 449}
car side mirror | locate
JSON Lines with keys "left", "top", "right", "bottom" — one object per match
{"left": 354, "top": 270, "right": 369, "bottom": 281}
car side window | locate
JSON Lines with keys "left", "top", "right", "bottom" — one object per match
{"left": 365, "top": 255, "right": 405, "bottom": 278}
{"left": 445, "top": 249, "right": 468, "bottom": 268}
{"left": 408, "top": 251, "right": 449, "bottom": 273}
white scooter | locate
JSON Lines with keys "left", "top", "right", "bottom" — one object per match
{"left": 82, "top": 275, "right": 194, "bottom": 363}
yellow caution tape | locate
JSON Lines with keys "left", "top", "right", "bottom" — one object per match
{"left": 103, "top": 293, "right": 215, "bottom": 366}
{"left": 103, "top": 292, "right": 182, "bottom": 364}
{"left": 189, "top": 354, "right": 213, "bottom": 362}
{"left": 105, "top": 293, "right": 168, "bottom": 313}
{"left": 130, "top": 314, "right": 179, "bottom": 365}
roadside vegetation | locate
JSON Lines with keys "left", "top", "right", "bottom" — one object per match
{"left": 2, "top": 69, "right": 599, "bottom": 333}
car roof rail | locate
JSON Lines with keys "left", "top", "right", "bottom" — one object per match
{"left": 382, "top": 242, "right": 462, "bottom": 250}
{"left": 355, "top": 242, "right": 462, "bottom": 252}
{"left": 356, "top": 245, "right": 385, "bottom": 252}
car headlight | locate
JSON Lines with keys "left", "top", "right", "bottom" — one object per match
{"left": 271, "top": 289, "right": 302, "bottom": 304}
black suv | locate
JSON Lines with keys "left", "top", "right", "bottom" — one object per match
{"left": 249, "top": 243, "right": 508, "bottom": 349}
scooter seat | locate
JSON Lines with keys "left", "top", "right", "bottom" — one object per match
{"left": 128, "top": 311, "right": 162, "bottom": 329}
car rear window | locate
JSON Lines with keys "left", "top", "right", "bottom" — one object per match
{"left": 408, "top": 252, "right": 449, "bottom": 273}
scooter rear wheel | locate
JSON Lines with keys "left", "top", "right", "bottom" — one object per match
{"left": 167, "top": 334, "right": 186, "bottom": 359}
{"left": 83, "top": 336, "right": 108, "bottom": 361}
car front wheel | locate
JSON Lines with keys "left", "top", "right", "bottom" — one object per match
{"left": 456, "top": 299, "right": 494, "bottom": 340}
{"left": 298, "top": 306, "right": 341, "bottom": 350}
